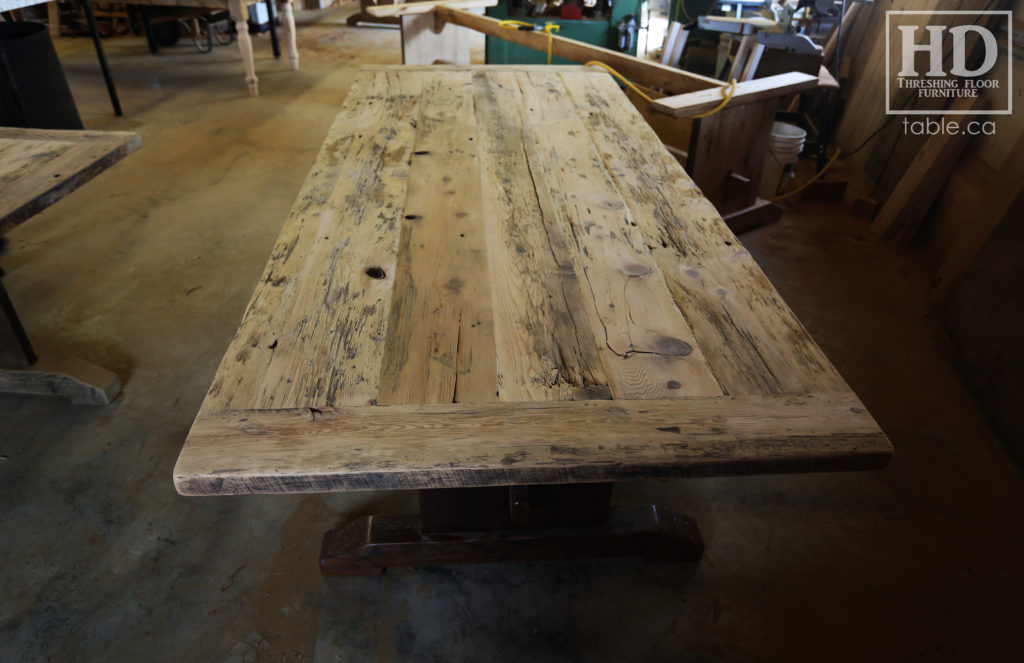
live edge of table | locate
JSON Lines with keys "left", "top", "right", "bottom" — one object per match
{"left": 173, "top": 65, "right": 893, "bottom": 574}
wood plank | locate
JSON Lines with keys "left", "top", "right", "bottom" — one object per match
{"left": 368, "top": 0, "right": 497, "bottom": 16}
{"left": 0, "top": 128, "right": 141, "bottom": 233}
{"left": 739, "top": 43, "right": 764, "bottom": 81}
{"left": 560, "top": 72, "right": 848, "bottom": 395}
{"left": 470, "top": 70, "right": 610, "bottom": 401}
{"left": 925, "top": 13, "right": 1023, "bottom": 301}
{"left": 721, "top": 198, "right": 782, "bottom": 234}
{"left": 928, "top": 131, "right": 1024, "bottom": 303}
{"left": 870, "top": 94, "right": 981, "bottom": 245}
{"left": 201, "top": 70, "right": 421, "bottom": 411}
{"left": 728, "top": 35, "right": 754, "bottom": 81}
{"left": 661, "top": 21, "right": 687, "bottom": 68}
{"left": 377, "top": 71, "right": 498, "bottom": 405}
{"left": 435, "top": 7, "right": 722, "bottom": 94}
{"left": 652, "top": 72, "right": 818, "bottom": 118}
{"left": 175, "top": 392, "right": 892, "bottom": 495}
{"left": 518, "top": 71, "right": 723, "bottom": 399}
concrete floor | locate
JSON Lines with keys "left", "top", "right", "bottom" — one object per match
{"left": 2, "top": 9, "right": 1023, "bottom": 662}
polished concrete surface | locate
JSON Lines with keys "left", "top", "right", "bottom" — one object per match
{"left": 1, "top": 10, "right": 1022, "bottom": 662}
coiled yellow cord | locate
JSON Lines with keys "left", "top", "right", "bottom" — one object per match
{"left": 584, "top": 61, "right": 655, "bottom": 103}
{"left": 500, "top": 20, "right": 561, "bottom": 65}
{"left": 584, "top": 62, "right": 735, "bottom": 119}
{"left": 771, "top": 149, "right": 842, "bottom": 203}
{"left": 691, "top": 79, "right": 737, "bottom": 118}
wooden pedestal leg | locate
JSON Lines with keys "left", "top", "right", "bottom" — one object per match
{"left": 0, "top": 278, "right": 35, "bottom": 369}
{"left": 319, "top": 484, "right": 704, "bottom": 577}
{"left": 0, "top": 279, "right": 120, "bottom": 405}
{"left": 229, "top": 0, "right": 258, "bottom": 95}
{"left": 687, "top": 99, "right": 777, "bottom": 216}
{"left": 280, "top": 0, "right": 299, "bottom": 71}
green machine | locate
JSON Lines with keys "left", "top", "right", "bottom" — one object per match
{"left": 485, "top": 0, "right": 642, "bottom": 65}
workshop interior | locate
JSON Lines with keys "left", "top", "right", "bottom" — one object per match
{"left": 1, "top": 0, "right": 1021, "bottom": 661}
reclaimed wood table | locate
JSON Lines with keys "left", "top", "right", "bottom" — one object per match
{"left": 174, "top": 65, "right": 892, "bottom": 575}
{"left": 0, "top": 127, "right": 141, "bottom": 403}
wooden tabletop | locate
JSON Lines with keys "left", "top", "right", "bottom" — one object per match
{"left": 0, "top": 128, "right": 142, "bottom": 234}
{"left": 174, "top": 65, "right": 892, "bottom": 496}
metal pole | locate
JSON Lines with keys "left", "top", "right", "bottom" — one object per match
{"left": 79, "top": 0, "right": 122, "bottom": 116}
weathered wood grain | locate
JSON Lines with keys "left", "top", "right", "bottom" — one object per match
{"left": 561, "top": 72, "right": 848, "bottom": 396}
{"left": 377, "top": 71, "right": 497, "bottom": 405}
{"left": 202, "top": 70, "right": 421, "bottom": 411}
{"left": 177, "top": 66, "right": 891, "bottom": 496}
{"left": 0, "top": 128, "right": 141, "bottom": 233}
{"left": 176, "top": 393, "right": 891, "bottom": 495}
{"left": 519, "top": 71, "right": 723, "bottom": 399}
{"left": 471, "top": 70, "right": 609, "bottom": 401}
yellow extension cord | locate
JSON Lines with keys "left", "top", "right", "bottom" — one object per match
{"left": 584, "top": 61, "right": 658, "bottom": 103}
{"left": 770, "top": 149, "right": 842, "bottom": 203}
{"left": 584, "top": 63, "right": 840, "bottom": 204}
{"left": 498, "top": 21, "right": 841, "bottom": 199}
{"left": 582, "top": 61, "right": 736, "bottom": 121}
{"left": 499, "top": 20, "right": 561, "bottom": 65}
{"left": 497, "top": 20, "right": 738, "bottom": 119}
{"left": 691, "top": 78, "right": 736, "bottom": 118}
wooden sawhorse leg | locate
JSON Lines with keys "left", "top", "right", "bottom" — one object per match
{"left": 319, "top": 483, "right": 703, "bottom": 577}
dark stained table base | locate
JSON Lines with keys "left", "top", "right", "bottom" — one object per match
{"left": 0, "top": 278, "right": 121, "bottom": 404}
{"left": 319, "top": 484, "right": 704, "bottom": 577}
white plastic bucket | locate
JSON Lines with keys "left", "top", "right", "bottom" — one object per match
{"left": 760, "top": 122, "right": 806, "bottom": 198}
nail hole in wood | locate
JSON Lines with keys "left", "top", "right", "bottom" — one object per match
{"left": 365, "top": 267, "right": 386, "bottom": 279}
{"left": 405, "top": 214, "right": 421, "bottom": 220}
{"left": 414, "top": 150, "right": 430, "bottom": 155}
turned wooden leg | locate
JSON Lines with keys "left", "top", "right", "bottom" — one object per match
{"left": 229, "top": 0, "right": 258, "bottom": 95}
{"left": 281, "top": 0, "right": 298, "bottom": 71}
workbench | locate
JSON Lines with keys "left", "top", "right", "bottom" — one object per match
{"left": 174, "top": 65, "right": 892, "bottom": 574}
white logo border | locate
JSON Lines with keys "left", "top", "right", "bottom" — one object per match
{"left": 885, "top": 10, "right": 1013, "bottom": 116}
